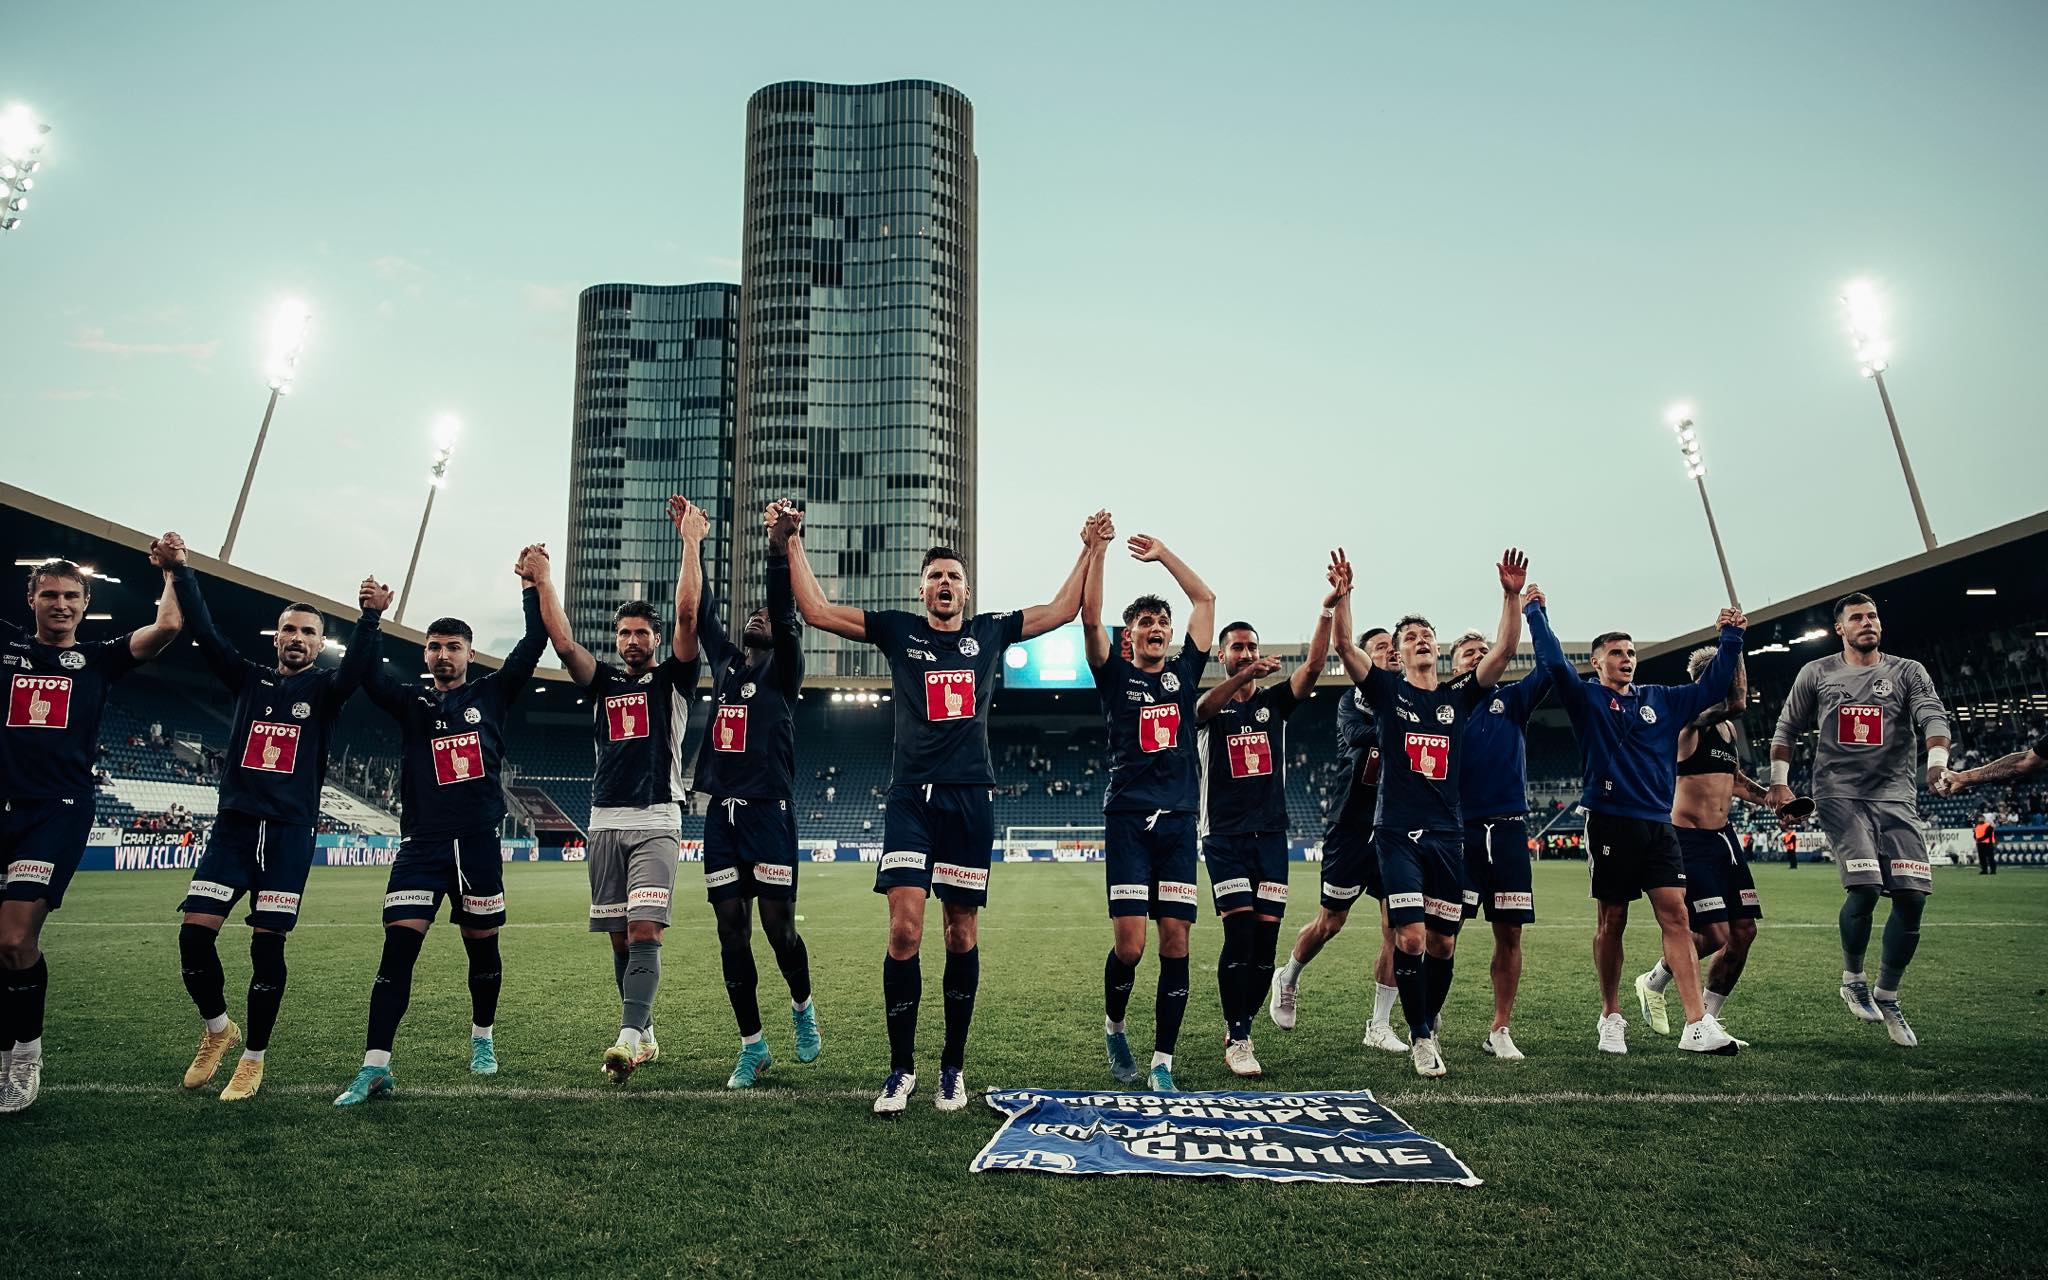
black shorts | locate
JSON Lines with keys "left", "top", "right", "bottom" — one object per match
{"left": 703, "top": 795, "right": 799, "bottom": 903}
{"left": 1104, "top": 809, "right": 1199, "bottom": 922}
{"left": 382, "top": 830, "right": 507, "bottom": 927}
{"left": 876, "top": 783, "right": 994, "bottom": 908}
{"left": 1202, "top": 830, "right": 1289, "bottom": 918}
{"left": 1677, "top": 825, "right": 1763, "bottom": 927}
{"left": 1584, "top": 812, "right": 1687, "bottom": 904}
{"left": 1318, "top": 821, "right": 1380, "bottom": 911}
{"left": 1376, "top": 827, "right": 1468, "bottom": 935}
{"left": 179, "top": 811, "right": 316, "bottom": 931}
{"left": 1, "top": 797, "right": 96, "bottom": 912}
{"left": 1463, "top": 815, "right": 1535, "bottom": 924}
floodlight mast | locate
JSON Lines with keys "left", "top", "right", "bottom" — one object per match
{"left": 1842, "top": 281, "right": 1936, "bottom": 551}
{"left": 1667, "top": 406, "right": 1739, "bottom": 609}
{"left": 221, "top": 301, "right": 313, "bottom": 562}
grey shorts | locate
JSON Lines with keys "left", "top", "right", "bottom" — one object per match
{"left": 1816, "top": 798, "right": 1932, "bottom": 895}
{"left": 586, "top": 828, "right": 679, "bottom": 930}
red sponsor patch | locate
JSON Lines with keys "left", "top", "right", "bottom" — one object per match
{"left": 1405, "top": 732, "right": 1450, "bottom": 780}
{"left": 1837, "top": 704, "right": 1884, "bottom": 746}
{"left": 1227, "top": 730, "right": 1272, "bottom": 779}
{"left": 924, "top": 670, "right": 975, "bottom": 721}
{"left": 606, "top": 692, "right": 649, "bottom": 742}
{"left": 1139, "top": 703, "right": 1181, "bottom": 753}
{"left": 713, "top": 704, "right": 749, "bottom": 753}
{"left": 1360, "top": 746, "right": 1382, "bottom": 786}
{"left": 431, "top": 731, "right": 485, "bottom": 785}
{"left": 240, "top": 721, "right": 302, "bottom": 774}
{"left": 7, "top": 674, "right": 72, "bottom": 729}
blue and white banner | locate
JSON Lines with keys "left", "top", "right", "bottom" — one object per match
{"left": 972, "top": 1089, "right": 1481, "bottom": 1186}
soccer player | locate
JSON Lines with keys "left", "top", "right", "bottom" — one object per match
{"left": 1446, "top": 625, "right": 1551, "bottom": 1061}
{"left": 332, "top": 546, "right": 548, "bottom": 1106}
{"left": 1631, "top": 647, "right": 1775, "bottom": 1042}
{"left": 684, "top": 499, "right": 815, "bottom": 1088}
{"left": 1193, "top": 560, "right": 1340, "bottom": 1079}
{"left": 785, "top": 506, "right": 1107, "bottom": 1114}
{"left": 1765, "top": 592, "right": 1950, "bottom": 1047}
{"left": 1081, "top": 526, "right": 1214, "bottom": 1092}
{"left": 1524, "top": 588, "right": 1745, "bottom": 1056}
{"left": 159, "top": 532, "right": 385, "bottom": 1100}
{"left": 1270, "top": 626, "right": 1410, "bottom": 1056}
{"left": 1334, "top": 551, "right": 1526, "bottom": 1079}
{"left": 526, "top": 509, "right": 699, "bottom": 1086}
{"left": 1, "top": 551, "right": 182, "bottom": 1113}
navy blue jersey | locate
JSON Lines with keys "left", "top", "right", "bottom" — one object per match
{"left": 1091, "top": 634, "right": 1207, "bottom": 814}
{"left": 171, "top": 567, "right": 381, "bottom": 826}
{"left": 1458, "top": 665, "right": 1552, "bottom": 820}
{"left": 362, "top": 590, "right": 547, "bottom": 838}
{"left": 693, "top": 555, "right": 803, "bottom": 800}
{"left": 586, "top": 655, "right": 698, "bottom": 810}
{"left": 1, "top": 616, "right": 143, "bottom": 800}
{"left": 1357, "top": 665, "right": 1489, "bottom": 835}
{"left": 1327, "top": 685, "right": 1383, "bottom": 834}
{"left": 865, "top": 609, "right": 1023, "bottom": 786}
{"left": 1199, "top": 681, "right": 1301, "bottom": 836}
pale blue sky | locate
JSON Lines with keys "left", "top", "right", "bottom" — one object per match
{"left": 5, "top": 2, "right": 2044, "bottom": 653}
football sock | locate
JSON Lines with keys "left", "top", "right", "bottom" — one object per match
{"left": 1704, "top": 989, "right": 1728, "bottom": 1017}
{"left": 1277, "top": 954, "right": 1304, "bottom": 987}
{"left": 1878, "top": 890, "right": 1925, "bottom": 992}
{"left": 5, "top": 958, "right": 47, "bottom": 1052}
{"left": 1372, "top": 981, "right": 1400, "bottom": 1027}
{"left": 1643, "top": 958, "right": 1674, "bottom": 994}
{"left": 462, "top": 933, "right": 502, "bottom": 1031}
{"left": 1839, "top": 885, "right": 1880, "bottom": 973}
{"left": 882, "top": 953, "right": 920, "bottom": 1072}
{"left": 1155, "top": 955, "right": 1190, "bottom": 1058}
{"left": 622, "top": 937, "right": 662, "bottom": 1035}
{"left": 1425, "top": 951, "right": 1455, "bottom": 1023}
{"left": 612, "top": 945, "right": 628, "bottom": 995}
{"left": 760, "top": 906, "right": 811, "bottom": 1007}
{"left": 246, "top": 932, "right": 288, "bottom": 1053}
{"left": 178, "top": 922, "right": 227, "bottom": 1022}
{"left": 1104, "top": 948, "right": 1138, "bottom": 1025}
{"left": 720, "top": 926, "right": 762, "bottom": 1038}
{"left": 1392, "top": 948, "right": 1429, "bottom": 1041}
{"left": 366, "top": 927, "right": 425, "bottom": 1054}
{"left": 1250, "top": 919, "right": 1281, "bottom": 1022}
{"left": 940, "top": 946, "right": 980, "bottom": 1071}
{"left": 1218, "top": 913, "right": 1255, "bottom": 1041}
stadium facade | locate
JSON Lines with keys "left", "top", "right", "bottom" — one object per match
{"left": 732, "top": 79, "right": 978, "bottom": 677}
{"left": 563, "top": 282, "right": 740, "bottom": 645}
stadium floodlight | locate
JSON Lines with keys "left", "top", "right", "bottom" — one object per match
{"left": 220, "top": 300, "right": 316, "bottom": 564}
{"left": 396, "top": 415, "right": 461, "bottom": 625}
{"left": 1840, "top": 280, "right": 1936, "bottom": 552}
{"left": 0, "top": 103, "right": 49, "bottom": 237}
{"left": 1666, "top": 405, "right": 1738, "bottom": 609}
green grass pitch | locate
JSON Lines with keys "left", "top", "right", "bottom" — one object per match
{"left": 6, "top": 859, "right": 2044, "bottom": 1278}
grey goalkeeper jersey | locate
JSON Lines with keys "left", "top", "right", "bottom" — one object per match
{"left": 1771, "top": 653, "right": 1949, "bottom": 803}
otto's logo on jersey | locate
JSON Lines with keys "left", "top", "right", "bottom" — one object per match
{"left": 1160, "top": 671, "right": 1180, "bottom": 693}
{"left": 241, "top": 721, "right": 301, "bottom": 774}
{"left": 713, "top": 704, "right": 749, "bottom": 753}
{"left": 1838, "top": 704, "right": 1884, "bottom": 746}
{"left": 606, "top": 693, "right": 649, "bottom": 742}
{"left": 924, "top": 670, "right": 976, "bottom": 721}
{"left": 57, "top": 649, "right": 86, "bottom": 671}
{"left": 958, "top": 636, "right": 981, "bottom": 658}
{"left": 431, "top": 731, "right": 485, "bottom": 784}
{"left": 1405, "top": 732, "right": 1450, "bottom": 781}
{"left": 7, "top": 674, "right": 72, "bottom": 729}
{"left": 1227, "top": 730, "right": 1272, "bottom": 779}
{"left": 1139, "top": 703, "right": 1181, "bottom": 754}
{"left": 1435, "top": 704, "right": 1455, "bottom": 725}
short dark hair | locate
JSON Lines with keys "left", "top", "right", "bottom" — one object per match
{"left": 613, "top": 601, "right": 662, "bottom": 635}
{"left": 1122, "top": 594, "right": 1172, "bottom": 627}
{"left": 922, "top": 546, "right": 966, "bottom": 573}
{"left": 1394, "top": 614, "right": 1434, "bottom": 645}
{"left": 26, "top": 559, "right": 90, "bottom": 600}
{"left": 425, "top": 617, "right": 473, "bottom": 644}
{"left": 1218, "top": 621, "right": 1258, "bottom": 645}
{"left": 1833, "top": 592, "right": 1876, "bottom": 622}
{"left": 279, "top": 603, "right": 325, "bottom": 633}
{"left": 1591, "top": 631, "right": 1633, "bottom": 655}
{"left": 1360, "top": 626, "right": 1390, "bottom": 646}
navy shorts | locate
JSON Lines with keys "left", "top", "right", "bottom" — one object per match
{"left": 703, "top": 795, "right": 798, "bottom": 903}
{"left": 1104, "top": 809, "right": 1199, "bottom": 922}
{"left": 1202, "top": 830, "right": 1289, "bottom": 918}
{"left": 179, "top": 811, "right": 315, "bottom": 931}
{"left": 1376, "top": 827, "right": 1468, "bottom": 935}
{"left": 382, "top": 830, "right": 507, "bottom": 927}
{"left": 876, "top": 783, "right": 994, "bottom": 908}
{"left": 1678, "top": 825, "right": 1763, "bottom": 928}
{"left": 1318, "top": 821, "right": 1380, "bottom": 912}
{"left": 1585, "top": 812, "right": 1687, "bottom": 903}
{"left": 1, "top": 797, "right": 95, "bottom": 912}
{"left": 1463, "top": 815, "right": 1535, "bottom": 924}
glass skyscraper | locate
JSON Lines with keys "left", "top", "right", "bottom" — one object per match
{"left": 564, "top": 282, "right": 739, "bottom": 645}
{"left": 733, "top": 79, "right": 977, "bottom": 677}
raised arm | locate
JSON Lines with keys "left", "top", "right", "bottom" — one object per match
{"left": 522, "top": 542, "right": 597, "bottom": 686}
{"left": 766, "top": 542, "right": 804, "bottom": 694}
{"left": 1667, "top": 608, "right": 1747, "bottom": 723}
{"left": 667, "top": 495, "right": 709, "bottom": 663}
{"left": 1689, "top": 656, "right": 1749, "bottom": 730}
{"left": 159, "top": 536, "right": 247, "bottom": 690}
{"left": 497, "top": 547, "right": 550, "bottom": 693}
{"left": 1081, "top": 515, "right": 1112, "bottom": 669}
{"left": 777, "top": 502, "right": 866, "bottom": 641}
{"left": 331, "top": 578, "right": 390, "bottom": 704}
{"left": 1126, "top": 533, "right": 1216, "bottom": 656}
{"left": 1472, "top": 548, "right": 1528, "bottom": 689}
{"left": 1197, "top": 655, "right": 1280, "bottom": 724}
{"left": 1021, "top": 510, "right": 1110, "bottom": 641}
{"left": 130, "top": 536, "right": 186, "bottom": 661}
{"left": 1329, "top": 552, "right": 1374, "bottom": 684}
{"left": 1521, "top": 586, "right": 1577, "bottom": 684}
{"left": 1287, "top": 551, "right": 1345, "bottom": 701}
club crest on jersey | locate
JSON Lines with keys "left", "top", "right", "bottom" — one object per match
{"left": 740, "top": 681, "right": 757, "bottom": 700}
{"left": 1139, "top": 703, "right": 1181, "bottom": 754}
{"left": 463, "top": 706, "right": 482, "bottom": 725}
{"left": 58, "top": 649, "right": 86, "bottom": 671}
{"left": 1435, "top": 704, "right": 1455, "bottom": 725}
{"left": 1639, "top": 705, "right": 1657, "bottom": 725}
{"left": 958, "top": 637, "right": 980, "bottom": 657}
{"left": 431, "top": 731, "right": 485, "bottom": 784}
{"left": 713, "top": 704, "right": 749, "bottom": 753}
{"left": 1161, "top": 671, "right": 1180, "bottom": 693}
{"left": 925, "top": 669, "right": 975, "bottom": 721}
{"left": 1489, "top": 697, "right": 1505, "bottom": 715}
{"left": 1254, "top": 706, "right": 1270, "bottom": 723}
{"left": 606, "top": 692, "right": 649, "bottom": 742}
{"left": 291, "top": 701, "right": 311, "bottom": 720}
{"left": 7, "top": 674, "right": 71, "bottom": 729}
{"left": 1873, "top": 678, "right": 1894, "bottom": 697}
{"left": 241, "top": 721, "right": 301, "bottom": 774}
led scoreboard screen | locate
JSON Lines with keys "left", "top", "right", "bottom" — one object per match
{"left": 1001, "top": 622, "right": 1096, "bottom": 690}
